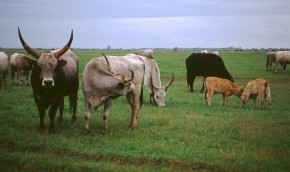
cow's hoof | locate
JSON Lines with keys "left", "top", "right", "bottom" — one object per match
{"left": 39, "top": 127, "right": 46, "bottom": 134}
{"left": 71, "top": 117, "right": 77, "bottom": 123}
{"left": 100, "top": 128, "right": 108, "bottom": 135}
{"left": 83, "top": 128, "right": 90, "bottom": 134}
{"left": 129, "top": 124, "right": 137, "bottom": 129}
{"left": 58, "top": 117, "right": 64, "bottom": 123}
{"left": 48, "top": 128, "right": 55, "bottom": 134}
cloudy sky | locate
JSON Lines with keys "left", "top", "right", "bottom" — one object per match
{"left": 1, "top": 0, "right": 290, "bottom": 49}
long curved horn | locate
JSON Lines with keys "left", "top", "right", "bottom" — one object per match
{"left": 53, "top": 30, "right": 73, "bottom": 59}
{"left": 18, "top": 27, "right": 42, "bottom": 59}
{"left": 123, "top": 70, "right": 134, "bottom": 83}
{"left": 150, "top": 73, "right": 159, "bottom": 91}
{"left": 164, "top": 73, "right": 174, "bottom": 91}
{"left": 102, "top": 53, "right": 117, "bottom": 75}
{"left": 102, "top": 53, "right": 134, "bottom": 83}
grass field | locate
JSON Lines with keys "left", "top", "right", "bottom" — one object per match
{"left": 0, "top": 49, "right": 289, "bottom": 171}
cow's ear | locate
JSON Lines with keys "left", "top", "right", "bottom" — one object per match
{"left": 117, "top": 83, "right": 125, "bottom": 89}
{"left": 26, "top": 58, "right": 37, "bottom": 67}
{"left": 58, "top": 60, "right": 67, "bottom": 67}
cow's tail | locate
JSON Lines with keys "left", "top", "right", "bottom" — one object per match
{"left": 264, "top": 80, "right": 270, "bottom": 98}
{"left": 139, "top": 87, "right": 143, "bottom": 108}
{"left": 186, "top": 59, "right": 193, "bottom": 91}
{"left": 203, "top": 78, "right": 208, "bottom": 94}
{"left": 264, "top": 80, "right": 272, "bottom": 109}
{"left": 266, "top": 54, "right": 270, "bottom": 70}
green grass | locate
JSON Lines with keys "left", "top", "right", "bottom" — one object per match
{"left": 0, "top": 49, "right": 289, "bottom": 171}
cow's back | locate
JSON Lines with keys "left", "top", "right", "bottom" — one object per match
{"left": 104, "top": 55, "right": 145, "bottom": 87}
{"left": 274, "top": 51, "right": 290, "bottom": 63}
{"left": 186, "top": 53, "right": 231, "bottom": 78}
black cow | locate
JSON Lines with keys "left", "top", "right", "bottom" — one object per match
{"left": 186, "top": 53, "right": 233, "bottom": 92}
{"left": 18, "top": 28, "right": 79, "bottom": 133}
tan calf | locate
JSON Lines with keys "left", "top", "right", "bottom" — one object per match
{"left": 204, "top": 77, "right": 243, "bottom": 107}
{"left": 241, "top": 78, "right": 271, "bottom": 109}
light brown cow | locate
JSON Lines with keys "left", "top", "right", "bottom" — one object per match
{"left": 241, "top": 78, "right": 271, "bottom": 110}
{"left": 266, "top": 51, "right": 285, "bottom": 71}
{"left": 10, "top": 53, "right": 33, "bottom": 85}
{"left": 204, "top": 77, "right": 244, "bottom": 107}
{"left": 0, "top": 52, "right": 8, "bottom": 89}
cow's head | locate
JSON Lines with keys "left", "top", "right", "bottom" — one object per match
{"left": 151, "top": 74, "right": 174, "bottom": 107}
{"left": 18, "top": 27, "right": 73, "bottom": 88}
{"left": 102, "top": 54, "right": 135, "bottom": 95}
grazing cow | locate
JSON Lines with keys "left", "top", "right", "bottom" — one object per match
{"left": 143, "top": 58, "right": 174, "bottom": 107}
{"left": 186, "top": 53, "right": 234, "bottom": 92}
{"left": 266, "top": 52, "right": 285, "bottom": 71}
{"left": 241, "top": 78, "right": 271, "bottom": 110}
{"left": 82, "top": 54, "right": 144, "bottom": 134}
{"left": 126, "top": 53, "right": 174, "bottom": 106}
{"left": 0, "top": 52, "right": 8, "bottom": 89}
{"left": 18, "top": 28, "right": 79, "bottom": 133}
{"left": 200, "top": 50, "right": 208, "bottom": 53}
{"left": 10, "top": 53, "right": 33, "bottom": 85}
{"left": 273, "top": 51, "right": 290, "bottom": 72}
{"left": 204, "top": 77, "right": 243, "bottom": 107}
{"left": 134, "top": 49, "right": 154, "bottom": 59}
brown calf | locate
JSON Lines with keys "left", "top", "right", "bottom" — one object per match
{"left": 241, "top": 78, "right": 271, "bottom": 109}
{"left": 204, "top": 77, "right": 243, "bottom": 107}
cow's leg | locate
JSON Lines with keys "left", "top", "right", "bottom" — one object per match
{"left": 223, "top": 94, "right": 229, "bottom": 107}
{"left": 282, "top": 63, "right": 287, "bottom": 70}
{"left": 19, "top": 71, "right": 23, "bottom": 86}
{"left": 266, "top": 89, "right": 272, "bottom": 110}
{"left": 36, "top": 104, "right": 46, "bottom": 132}
{"left": 274, "top": 63, "right": 278, "bottom": 73}
{"left": 190, "top": 75, "right": 196, "bottom": 92}
{"left": 258, "top": 91, "right": 265, "bottom": 109}
{"left": 149, "top": 93, "right": 154, "bottom": 104}
{"left": 69, "top": 92, "right": 78, "bottom": 123}
{"left": 58, "top": 98, "right": 64, "bottom": 123}
{"left": 16, "top": 70, "right": 20, "bottom": 85}
{"left": 48, "top": 101, "right": 60, "bottom": 133}
{"left": 242, "top": 99, "right": 247, "bottom": 108}
{"left": 101, "top": 99, "right": 112, "bottom": 135}
{"left": 83, "top": 99, "right": 92, "bottom": 134}
{"left": 253, "top": 96, "right": 257, "bottom": 108}
{"left": 26, "top": 72, "right": 30, "bottom": 86}
{"left": 200, "top": 77, "right": 206, "bottom": 93}
{"left": 126, "top": 92, "right": 140, "bottom": 129}
{"left": 268, "top": 96, "right": 272, "bottom": 110}
{"left": 205, "top": 90, "right": 213, "bottom": 106}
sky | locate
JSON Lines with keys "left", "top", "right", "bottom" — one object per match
{"left": 1, "top": 0, "right": 290, "bottom": 49}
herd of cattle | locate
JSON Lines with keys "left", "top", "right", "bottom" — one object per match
{"left": 0, "top": 29, "right": 288, "bottom": 134}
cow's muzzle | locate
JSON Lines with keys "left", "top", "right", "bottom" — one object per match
{"left": 42, "top": 78, "right": 54, "bottom": 87}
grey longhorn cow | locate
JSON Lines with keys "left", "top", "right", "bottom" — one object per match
{"left": 82, "top": 54, "right": 144, "bottom": 134}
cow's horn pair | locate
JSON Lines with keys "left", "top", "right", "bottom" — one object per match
{"left": 151, "top": 73, "right": 174, "bottom": 91}
{"left": 18, "top": 27, "right": 73, "bottom": 59}
{"left": 102, "top": 53, "right": 134, "bottom": 83}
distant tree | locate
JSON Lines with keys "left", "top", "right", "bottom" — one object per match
{"left": 107, "top": 45, "right": 111, "bottom": 50}
{"left": 173, "top": 47, "right": 178, "bottom": 51}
